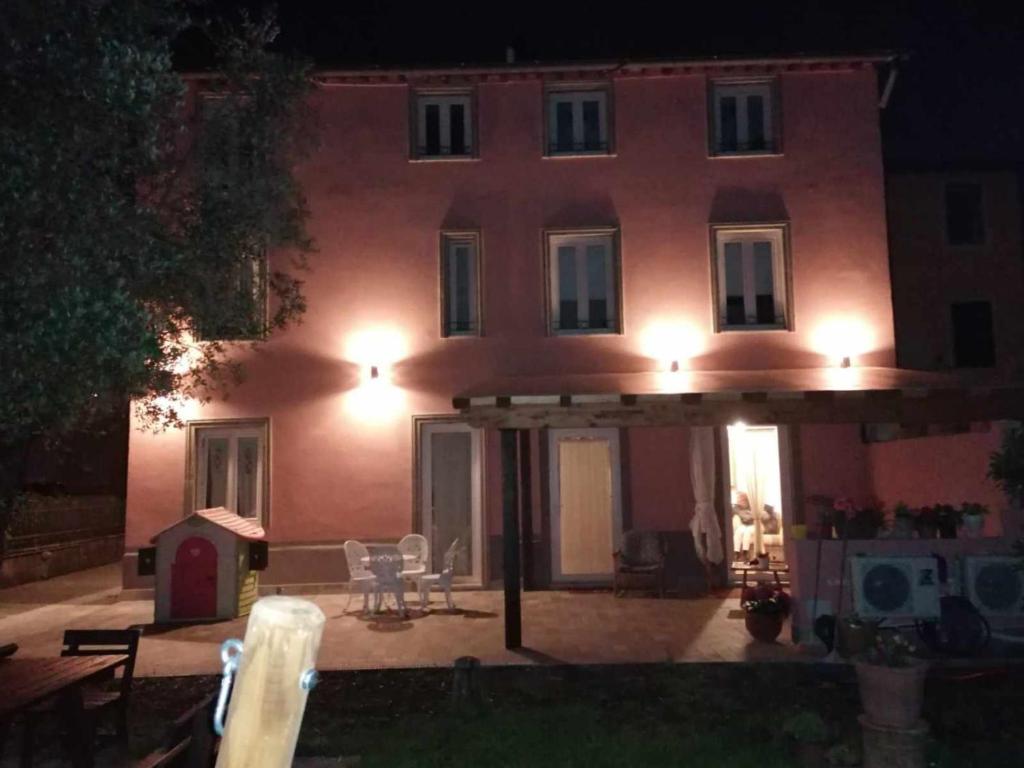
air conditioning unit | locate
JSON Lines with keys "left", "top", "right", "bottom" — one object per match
{"left": 851, "top": 556, "right": 941, "bottom": 620}
{"left": 963, "top": 556, "right": 1024, "bottom": 617}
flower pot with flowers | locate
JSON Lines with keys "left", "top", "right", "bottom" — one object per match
{"left": 855, "top": 631, "right": 928, "bottom": 728}
{"left": 891, "top": 502, "right": 915, "bottom": 539}
{"left": 742, "top": 587, "right": 790, "bottom": 642}
{"left": 959, "top": 502, "right": 988, "bottom": 538}
{"left": 934, "top": 503, "right": 961, "bottom": 539}
{"left": 915, "top": 505, "right": 939, "bottom": 539}
{"left": 846, "top": 503, "right": 884, "bottom": 539}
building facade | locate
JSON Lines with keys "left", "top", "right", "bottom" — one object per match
{"left": 887, "top": 169, "right": 1024, "bottom": 377}
{"left": 124, "top": 54, "right": 1016, "bottom": 603}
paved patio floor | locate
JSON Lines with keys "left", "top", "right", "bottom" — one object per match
{"left": 0, "top": 565, "right": 804, "bottom": 676}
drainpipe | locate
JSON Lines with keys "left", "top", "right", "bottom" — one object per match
{"left": 879, "top": 63, "right": 899, "bottom": 109}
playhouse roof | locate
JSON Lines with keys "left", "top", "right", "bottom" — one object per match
{"left": 151, "top": 507, "right": 266, "bottom": 543}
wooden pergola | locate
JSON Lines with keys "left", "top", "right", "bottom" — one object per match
{"left": 452, "top": 367, "right": 1024, "bottom": 649}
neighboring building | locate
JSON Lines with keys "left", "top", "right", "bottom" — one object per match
{"left": 123, "top": 54, "right": 1023, "bottom": 635}
{"left": 887, "top": 169, "right": 1024, "bottom": 378}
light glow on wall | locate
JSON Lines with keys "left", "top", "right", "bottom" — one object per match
{"left": 639, "top": 321, "right": 706, "bottom": 371}
{"left": 343, "top": 327, "right": 408, "bottom": 423}
{"left": 810, "top": 316, "right": 876, "bottom": 368}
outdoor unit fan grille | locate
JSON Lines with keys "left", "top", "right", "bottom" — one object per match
{"left": 973, "top": 562, "right": 1024, "bottom": 614}
{"left": 862, "top": 563, "right": 913, "bottom": 614}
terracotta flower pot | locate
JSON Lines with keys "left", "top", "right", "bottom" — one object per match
{"left": 855, "top": 661, "right": 928, "bottom": 729}
{"left": 745, "top": 611, "right": 784, "bottom": 642}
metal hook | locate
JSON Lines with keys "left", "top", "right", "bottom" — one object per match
{"left": 299, "top": 668, "right": 319, "bottom": 691}
{"left": 213, "top": 638, "right": 243, "bottom": 736}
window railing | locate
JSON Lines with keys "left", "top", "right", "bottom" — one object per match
{"left": 548, "top": 140, "right": 610, "bottom": 155}
{"left": 444, "top": 319, "right": 478, "bottom": 335}
{"left": 716, "top": 138, "right": 775, "bottom": 154}
{"left": 418, "top": 144, "right": 471, "bottom": 157}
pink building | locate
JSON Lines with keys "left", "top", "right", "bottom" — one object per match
{"left": 124, "top": 54, "right": 1024, "bottom": 641}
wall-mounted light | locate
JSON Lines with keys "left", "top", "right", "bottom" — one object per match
{"left": 840, "top": 356, "right": 851, "bottom": 369}
{"left": 669, "top": 360, "right": 680, "bottom": 373}
{"left": 370, "top": 365, "right": 380, "bottom": 380}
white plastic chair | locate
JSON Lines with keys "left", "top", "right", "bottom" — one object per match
{"left": 397, "top": 533, "right": 429, "bottom": 579}
{"left": 343, "top": 539, "right": 376, "bottom": 614}
{"left": 417, "top": 538, "right": 459, "bottom": 610}
{"left": 369, "top": 553, "right": 408, "bottom": 617}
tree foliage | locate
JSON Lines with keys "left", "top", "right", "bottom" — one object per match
{"left": 0, "top": 0, "right": 314, "bottom": 452}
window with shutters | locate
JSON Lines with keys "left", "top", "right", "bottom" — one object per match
{"left": 545, "top": 87, "right": 612, "bottom": 156}
{"left": 546, "top": 230, "right": 621, "bottom": 334}
{"left": 711, "top": 224, "right": 791, "bottom": 331}
{"left": 187, "top": 420, "right": 269, "bottom": 523}
{"left": 441, "top": 232, "right": 481, "bottom": 336}
{"left": 413, "top": 92, "right": 474, "bottom": 159}
{"left": 710, "top": 80, "right": 778, "bottom": 156}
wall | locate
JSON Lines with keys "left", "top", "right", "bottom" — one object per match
{"left": 866, "top": 427, "right": 1006, "bottom": 535}
{"left": 125, "top": 64, "right": 894, "bottom": 586}
{"left": 799, "top": 424, "right": 872, "bottom": 507}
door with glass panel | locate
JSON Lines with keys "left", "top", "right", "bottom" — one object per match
{"left": 548, "top": 428, "right": 623, "bottom": 583}
{"left": 419, "top": 422, "right": 483, "bottom": 584}
{"left": 193, "top": 425, "right": 266, "bottom": 520}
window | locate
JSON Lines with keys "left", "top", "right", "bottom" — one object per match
{"left": 546, "top": 89, "right": 611, "bottom": 155}
{"left": 547, "top": 231, "right": 619, "bottom": 334}
{"left": 945, "top": 182, "right": 985, "bottom": 245}
{"left": 413, "top": 92, "right": 473, "bottom": 158}
{"left": 194, "top": 249, "right": 267, "bottom": 341}
{"left": 711, "top": 81, "right": 776, "bottom": 155}
{"left": 441, "top": 233, "right": 480, "bottom": 336}
{"left": 951, "top": 301, "right": 995, "bottom": 368}
{"left": 188, "top": 420, "right": 269, "bottom": 521}
{"left": 712, "top": 225, "right": 790, "bottom": 331}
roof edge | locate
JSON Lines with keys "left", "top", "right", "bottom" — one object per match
{"left": 181, "top": 51, "right": 903, "bottom": 81}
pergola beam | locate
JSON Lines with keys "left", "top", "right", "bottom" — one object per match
{"left": 460, "top": 389, "right": 1024, "bottom": 430}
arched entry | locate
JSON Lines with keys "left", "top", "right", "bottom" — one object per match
{"left": 171, "top": 536, "right": 218, "bottom": 619}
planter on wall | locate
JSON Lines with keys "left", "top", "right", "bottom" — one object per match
{"left": 961, "top": 514, "right": 985, "bottom": 538}
{"left": 855, "top": 661, "right": 928, "bottom": 729}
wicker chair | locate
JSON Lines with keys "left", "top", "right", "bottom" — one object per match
{"left": 613, "top": 530, "right": 667, "bottom": 597}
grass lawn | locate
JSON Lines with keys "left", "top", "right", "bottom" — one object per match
{"left": 117, "top": 663, "right": 1024, "bottom": 767}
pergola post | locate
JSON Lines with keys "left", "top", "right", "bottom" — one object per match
{"left": 519, "top": 429, "right": 534, "bottom": 590}
{"left": 500, "top": 428, "right": 522, "bottom": 649}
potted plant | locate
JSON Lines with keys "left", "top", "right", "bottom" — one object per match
{"left": 960, "top": 502, "right": 988, "bottom": 538}
{"left": 836, "top": 614, "right": 878, "bottom": 658}
{"left": 855, "top": 631, "right": 928, "bottom": 729}
{"left": 891, "top": 502, "right": 915, "bottom": 539}
{"left": 782, "top": 710, "right": 830, "bottom": 767}
{"left": 846, "top": 504, "right": 884, "bottom": 539}
{"left": 935, "top": 503, "right": 961, "bottom": 539}
{"left": 833, "top": 497, "right": 854, "bottom": 539}
{"left": 915, "top": 505, "right": 939, "bottom": 539}
{"left": 742, "top": 589, "right": 790, "bottom": 643}
{"left": 989, "top": 425, "right": 1024, "bottom": 505}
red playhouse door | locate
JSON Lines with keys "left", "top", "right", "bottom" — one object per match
{"left": 171, "top": 536, "right": 218, "bottom": 619}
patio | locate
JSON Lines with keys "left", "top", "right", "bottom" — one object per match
{"left": 0, "top": 564, "right": 800, "bottom": 677}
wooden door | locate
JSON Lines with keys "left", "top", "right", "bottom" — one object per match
{"left": 171, "top": 536, "right": 218, "bottom": 619}
{"left": 549, "top": 428, "right": 623, "bottom": 583}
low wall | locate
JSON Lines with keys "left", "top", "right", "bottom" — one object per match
{"left": 2, "top": 494, "right": 125, "bottom": 588}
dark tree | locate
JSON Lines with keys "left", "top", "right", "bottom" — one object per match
{"left": 0, "top": 0, "right": 315, "bottom": 545}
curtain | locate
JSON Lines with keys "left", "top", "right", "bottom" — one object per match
{"left": 689, "top": 427, "right": 724, "bottom": 564}
{"left": 738, "top": 430, "right": 764, "bottom": 555}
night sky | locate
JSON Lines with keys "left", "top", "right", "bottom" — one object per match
{"left": 184, "top": 0, "right": 1024, "bottom": 168}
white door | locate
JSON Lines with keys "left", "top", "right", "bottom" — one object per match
{"left": 419, "top": 422, "right": 483, "bottom": 585}
{"left": 549, "top": 428, "right": 623, "bottom": 583}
